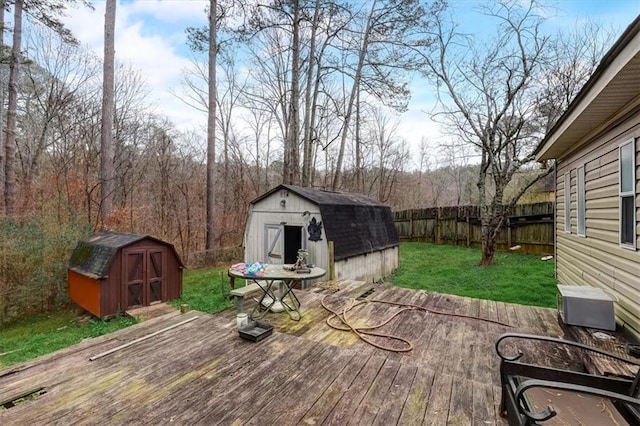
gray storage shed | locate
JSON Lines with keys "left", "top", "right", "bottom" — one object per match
{"left": 243, "top": 185, "right": 399, "bottom": 282}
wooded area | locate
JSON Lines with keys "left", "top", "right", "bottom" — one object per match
{"left": 394, "top": 202, "right": 554, "bottom": 255}
{"left": 0, "top": 0, "right": 616, "bottom": 322}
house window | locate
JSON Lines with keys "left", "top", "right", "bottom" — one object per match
{"left": 620, "top": 140, "right": 636, "bottom": 248}
{"left": 564, "top": 172, "right": 571, "bottom": 233}
{"left": 577, "top": 166, "right": 586, "bottom": 236}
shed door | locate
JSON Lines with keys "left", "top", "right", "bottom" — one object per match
{"left": 264, "top": 225, "right": 284, "bottom": 264}
{"left": 148, "top": 249, "right": 165, "bottom": 304}
{"left": 124, "top": 249, "right": 165, "bottom": 308}
{"left": 264, "top": 224, "right": 305, "bottom": 264}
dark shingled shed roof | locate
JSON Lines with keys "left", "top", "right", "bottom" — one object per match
{"left": 68, "top": 231, "right": 183, "bottom": 279}
{"left": 252, "top": 185, "right": 399, "bottom": 261}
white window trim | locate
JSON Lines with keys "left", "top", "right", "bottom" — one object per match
{"left": 619, "top": 139, "right": 636, "bottom": 250}
{"left": 577, "top": 166, "right": 586, "bottom": 237}
{"left": 564, "top": 171, "right": 571, "bottom": 233}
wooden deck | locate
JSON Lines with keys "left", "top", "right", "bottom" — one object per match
{"left": 1, "top": 281, "right": 571, "bottom": 425}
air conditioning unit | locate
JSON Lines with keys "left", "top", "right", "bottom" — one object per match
{"left": 557, "top": 285, "right": 615, "bottom": 331}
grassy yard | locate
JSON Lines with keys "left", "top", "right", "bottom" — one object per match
{"left": 392, "top": 242, "right": 557, "bottom": 308}
{"left": 0, "top": 267, "right": 234, "bottom": 368}
{"left": 1, "top": 244, "right": 556, "bottom": 367}
{"left": 169, "top": 266, "right": 234, "bottom": 313}
{"left": 0, "top": 312, "right": 136, "bottom": 367}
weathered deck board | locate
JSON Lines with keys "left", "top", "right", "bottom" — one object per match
{"left": 396, "top": 365, "right": 434, "bottom": 425}
{"left": 0, "top": 281, "right": 570, "bottom": 425}
{"left": 322, "top": 354, "right": 388, "bottom": 424}
{"left": 423, "top": 372, "right": 453, "bottom": 425}
{"left": 472, "top": 380, "right": 495, "bottom": 425}
{"left": 300, "top": 348, "right": 375, "bottom": 425}
{"left": 348, "top": 358, "right": 402, "bottom": 425}
{"left": 371, "top": 363, "right": 418, "bottom": 425}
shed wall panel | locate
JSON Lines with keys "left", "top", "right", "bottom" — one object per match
{"left": 245, "top": 193, "right": 326, "bottom": 269}
{"left": 244, "top": 189, "right": 398, "bottom": 281}
{"left": 335, "top": 246, "right": 399, "bottom": 282}
{"left": 555, "top": 114, "right": 640, "bottom": 336}
{"left": 104, "top": 251, "right": 123, "bottom": 316}
{"left": 68, "top": 270, "right": 101, "bottom": 317}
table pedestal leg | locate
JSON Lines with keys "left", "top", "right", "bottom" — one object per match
{"left": 249, "top": 279, "right": 277, "bottom": 320}
{"left": 279, "top": 279, "right": 302, "bottom": 321}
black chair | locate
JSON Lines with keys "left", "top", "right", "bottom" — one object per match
{"left": 496, "top": 332, "right": 640, "bottom": 425}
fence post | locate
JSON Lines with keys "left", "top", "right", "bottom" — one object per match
{"left": 507, "top": 218, "right": 512, "bottom": 248}
{"left": 328, "top": 241, "right": 335, "bottom": 280}
{"left": 435, "top": 208, "right": 440, "bottom": 244}
{"left": 466, "top": 211, "right": 471, "bottom": 247}
{"left": 409, "top": 210, "right": 414, "bottom": 240}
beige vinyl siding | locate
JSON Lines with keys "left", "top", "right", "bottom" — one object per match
{"left": 555, "top": 114, "right": 640, "bottom": 336}
{"left": 577, "top": 166, "right": 586, "bottom": 235}
{"left": 556, "top": 170, "right": 575, "bottom": 234}
{"left": 562, "top": 172, "right": 570, "bottom": 232}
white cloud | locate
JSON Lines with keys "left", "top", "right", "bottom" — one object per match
{"left": 62, "top": 1, "right": 207, "bottom": 131}
{"left": 57, "top": 0, "right": 640, "bottom": 157}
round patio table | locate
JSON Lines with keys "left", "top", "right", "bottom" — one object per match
{"left": 228, "top": 264, "right": 326, "bottom": 321}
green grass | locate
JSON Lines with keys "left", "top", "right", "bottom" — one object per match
{"left": 0, "top": 311, "right": 137, "bottom": 367}
{"left": 169, "top": 266, "right": 235, "bottom": 314}
{"left": 1, "top": 245, "right": 555, "bottom": 367}
{"left": 0, "top": 267, "right": 235, "bottom": 367}
{"left": 392, "top": 242, "right": 557, "bottom": 308}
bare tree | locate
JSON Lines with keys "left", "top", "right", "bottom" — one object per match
{"left": 536, "top": 20, "right": 612, "bottom": 133}
{"left": 99, "top": 0, "right": 116, "bottom": 225}
{"left": 3, "top": 0, "right": 93, "bottom": 216}
{"left": 330, "top": 0, "right": 438, "bottom": 190}
{"left": 4, "top": 0, "right": 22, "bottom": 214}
{"left": 206, "top": 0, "right": 217, "bottom": 252}
{"left": 18, "top": 26, "right": 97, "bottom": 211}
{"left": 283, "top": 0, "right": 300, "bottom": 185}
{"left": 420, "top": 0, "right": 555, "bottom": 265}
{"left": 439, "top": 141, "right": 475, "bottom": 206}
{"left": 0, "top": 0, "right": 6, "bottom": 210}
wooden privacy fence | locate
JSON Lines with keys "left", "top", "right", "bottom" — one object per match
{"left": 394, "top": 202, "right": 554, "bottom": 255}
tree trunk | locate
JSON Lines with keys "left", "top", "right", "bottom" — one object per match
{"left": 0, "top": 0, "right": 6, "bottom": 211}
{"left": 477, "top": 141, "right": 492, "bottom": 265}
{"left": 284, "top": 0, "right": 300, "bottom": 185}
{"left": 301, "top": 0, "right": 321, "bottom": 187}
{"left": 99, "top": 0, "right": 116, "bottom": 226}
{"left": 4, "top": 0, "right": 22, "bottom": 215}
{"left": 332, "top": 0, "right": 376, "bottom": 191}
{"left": 479, "top": 229, "right": 496, "bottom": 266}
{"left": 205, "top": 0, "right": 217, "bottom": 251}
{"left": 355, "top": 86, "right": 362, "bottom": 192}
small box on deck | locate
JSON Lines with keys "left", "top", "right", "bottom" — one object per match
{"left": 557, "top": 284, "right": 615, "bottom": 331}
{"left": 238, "top": 320, "right": 273, "bottom": 342}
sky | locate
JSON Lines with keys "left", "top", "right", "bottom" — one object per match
{"left": 58, "top": 0, "right": 640, "bottom": 163}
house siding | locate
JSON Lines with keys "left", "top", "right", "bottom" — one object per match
{"left": 555, "top": 114, "right": 640, "bottom": 335}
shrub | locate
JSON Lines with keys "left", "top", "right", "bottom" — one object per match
{"left": 0, "top": 216, "right": 91, "bottom": 324}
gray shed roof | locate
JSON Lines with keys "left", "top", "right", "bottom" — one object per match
{"left": 252, "top": 185, "right": 399, "bottom": 261}
{"left": 68, "top": 231, "right": 182, "bottom": 279}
